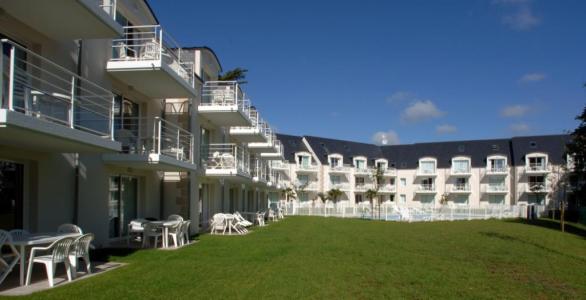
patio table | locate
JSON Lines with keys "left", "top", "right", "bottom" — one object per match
{"left": 147, "top": 221, "right": 180, "bottom": 248}
{"left": 9, "top": 232, "right": 80, "bottom": 286}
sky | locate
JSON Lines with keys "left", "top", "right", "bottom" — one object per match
{"left": 149, "top": 0, "right": 586, "bottom": 145}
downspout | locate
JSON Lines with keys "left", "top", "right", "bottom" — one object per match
{"left": 73, "top": 39, "right": 83, "bottom": 224}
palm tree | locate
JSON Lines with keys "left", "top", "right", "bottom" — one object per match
{"left": 365, "top": 189, "right": 378, "bottom": 219}
{"left": 281, "top": 186, "right": 296, "bottom": 203}
{"left": 218, "top": 67, "right": 248, "bottom": 84}
{"left": 327, "top": 188, "right": 343, "bottom": 204}
{"left": 370, "top": 165, "right": 385, "bottom": 219}
{"left": 316, "top": 192, "right": 329, "bottom": 204}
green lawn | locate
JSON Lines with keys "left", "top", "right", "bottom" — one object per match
{"left": 13, "top": 217, "right": 586, "bottom": 299}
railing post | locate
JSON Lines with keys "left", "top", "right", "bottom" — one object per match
{"left": 110, "top": 96, "right": 115, "bottom": 140}
{"left": 158, "top": 26, "right": 163, "bottom": 60}
{"left": 189, "top": 134, "right": 194, "bottom": 163}
{"left": 70, "top": 76, "right": 76, "bottom": 128}
{"left": 176, "top": 128, "right": 180, "bottom": 160}
{"left": 7, "top": 45, "right": 16, "bottom": 111}
{"left": 155, "top": 117, "right": 162, "bottom": 155}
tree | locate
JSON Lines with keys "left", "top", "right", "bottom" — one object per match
{"left": 370, "top": 165, "right": 385, "bottom": 219}
{"left": 327, "top": 188, "right": 343, "bottom": 204}
{"left": 550, "top": 164, "right": 569, "bottom": 232}
{"left": 316, "top": 192, "right": 329, "bottom": 203}
{"left": 280, "top": 186, "right": 296, "bottom": 203}
{"left": 218, "top": 67, "right": 248, "bottom": 84}
{"left": 566, "top": 101, "right": 586, "bottom": 210}
{"left": 365, "top": 189, "right": 378, "bottom": 219}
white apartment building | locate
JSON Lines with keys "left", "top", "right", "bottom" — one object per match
{"left": 0, "top": 1, "right": 283, "bottom": 247}
{"left": 273, "top": 134, "right": 573, "bottom": 209}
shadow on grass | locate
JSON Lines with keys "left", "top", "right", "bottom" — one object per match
{"left": 90, "top": 248, "right": 141, "bottom": 262}
{"left": 506, "top": 218, "right": 586, "bottom": 239}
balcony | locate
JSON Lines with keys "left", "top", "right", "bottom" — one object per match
{"left": 354, "top": 183, "right": 374, "bottom": 192}
{"left": 228, "top": 108, "right": 267, "bottom": 143}
{"left": 354, "top": 167, "right": 372, "bottom": 176}
{"left": 525, "top": 163, "right": 549, "bottom": 174}
{"left": 416, "top": 168, "right": 437, "bottom": 177}
{"left": 450, "top": 168, "right": 471, "bottom": 177}
{"left": 296, "top": 164, "right": 319, "bottom": 173}
{"left": 415, "top": 184, "right": 436, "bottom": 193}
{"left": 102, "top": 117, "right": 195, "bottom": 171}
{"left": 198, "top": 81, "right": 252, "bottom": 126}
{"left": 200, "top": 143, "right": 251, "bottom": 179}
{"left": 251, "top": 158, "right": 270, "bottom": 185}
{"left": 451, "top": 183, "right": 471, "bottom": 193}
{"left": 249, "top": 130, "right": 276, "bottom": 153}
{"left": 260, "top": 139, "right": 285, "bottom": 160}
{"left": 378, "top": 184, "right": 396, "bottom": 193}
{"left": 526, "top": 183, "right": 548, "bottom": 193}
{"left": 329, "top": 165, "right": 353, "bottom": 174}
{"left": 484, "top": 185, "right": 508, "bottom": 194}
{"left": 0, "top": 0, "right": 123, "bottom": 39}
{"left": 294, "top": 180, "right": 319, "bottom": 191}
{"left": 270, "top": 160, "right": 290, "bottom": 171}
{"left": 107, "top": 25, "right": 196, "bottom": 98}
{"left": 382, "top": 168, "right": 397, "bottom": 177}
{"left": 0, "top": 39, "right": 120, "bottom": 153}
{"left": 330, "top": 182, "right": 351, "bottom": 191}
{"left": 486, "top": 166, "right": 508, "bottom": 176}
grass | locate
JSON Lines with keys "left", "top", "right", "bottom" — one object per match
{"left": 10, "top": 217, "right": 586, "bottom": 299}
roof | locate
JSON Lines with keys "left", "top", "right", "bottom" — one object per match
{"left": 276, "top": 133, "right": 570, "bottom": 169}
{"left": 510, "top": 134, "right": 570, "bottom": 166}
{"left": 143, "top": 0, "right": 160, "bottom": 24}
{"left": 304, "top": 136, "right": 384, "bottom": 166}
{"left": 276, "top": 134, "right": 309, "bottom": 163}
{"left": 182, "top": 46, "right": 223, "bottom": 72}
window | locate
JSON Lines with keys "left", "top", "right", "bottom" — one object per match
{"left": 356, "top": 177, "right": 365, "bottom": 185}
{"left": 419, "top": 160, "right": 436, "bottom": 174}
{"left": 528, "top": 156, "right": 546, "bottom": 170}
{"left": 455, "top": 178, "right": 467, "bottom": 190}
{"left": 529, "top": 141, "right": 537, "bottom": 148}
{"left": 420, "top": 195, "right": 434, "bottom": 204}
{"left": 529, "top": 176, "right": 545, "bottom": 189}
{"left": 298, "top": 192, "right": 309, "bottom": 202}
{"left": 355, "top": 194, "right": 363, "bottom": 203}
{"left": 452, "top": 159, "right": 470, "bottom": 173}
{"left": 422, "top": 178, "right": 434, "bottom": 186}
{"left": 400, "top": 178, "right": 406, "bottom": 187}
{"left": 528, "top": 194, "right": 545, "bottom": 204}
{"left": 109, "top": 176, "right": 138, "bottom": 238}
{"left": 400, "top": 194, "right": 406, "bottom": 204}
{"left": 329, "top": 157, "right": 340, "bottom": 167}
{"left": 390, "top": 178, "right": 395, "bottom": 186}
{"left": 376, "top": 161, "right": 387, "bottom": 169}
{"left": 489, "top": 158, "right": 506, "bottom": 172}
{"left": 454, "top": 195, "right": 468, "bottom": 204}
{"left": 330, "top": 175, "right": 341, "bottom": 185}
{"left": 297, "top": 174, "right": 309, "bottom": 185}
{"left": 298, "top": 155, "right": 310, "bottom": 167}
{"left": 355, "top": 160, "right": 366, "bottom": 169}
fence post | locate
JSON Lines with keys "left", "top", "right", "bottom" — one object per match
{"left": 7, "top": 45, "right": 16, "bottom": 111}
{"left": 69, "top": 76, "right": 76, "bottom": 129}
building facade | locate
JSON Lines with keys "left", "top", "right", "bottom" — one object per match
{"left": 275, "top": 134, "right": 572, "bottom": 209}
{"left": 0, "top": 0, "right": 283, "bottom": 247}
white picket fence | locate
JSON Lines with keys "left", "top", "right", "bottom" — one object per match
{"left": 281, "top": 201, "right": 546, "bottom": 222}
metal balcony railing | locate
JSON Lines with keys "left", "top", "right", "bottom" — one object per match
{"left": 251, "top": 157, "right": 271, "bottom": 181}
{"left": 201, "top": 81, "right": 250, "bottom": 115}
{"left": 1, "top": 39, "right": 115, "bottom": 139}
{"left": 110, "top": 25, "right": 194, "bottom": 86}
{"left": 114, "top": 117, "right": 193, "bottom": 163}
{"left": 354, "top": 183, "right": 374, "bottom": 191}
{"left": 271, "top": 160, "right": 290, "bottom": 170}
{"left": 527, "top": 183, "right": 548, "bottom": 193}
{"left": 486, "top": 166, "right": 508, "bottom": 174}
{"left": 526, "top": 162, "right": 548, "bottom": 172}
{"left": 452, "top": 183, "right": 470, "bottom": 192}
{"left": 202, "top": 143, "right": 250, "bottom": 174}
{"left": 379, "top": 184, "right": 396, "bottom": 192}
{"left": 417, "top": 168, "right": 437, "bottom": 176}
{"left": 294, "top": 180, "right": 319, "bottom": 190}
{"left": 417, "top": 184, "right": 436, "bottom": 192}
{"left": 297, "top": 163, "right": 319, "bottom": 171}
{"left": 354, "top": 166, "right": 372, "bottom": 174}
{"left": 451, "top": 167, "right": 471, "bottom": 175}
{"left": 486, "top": 184, "right": 508, "bottom": 192}
{"left": 330, "top": 165, "right": 352, "bottom": 172}
{"left": 382, "top": 168, "right": 397, "bottom": 176}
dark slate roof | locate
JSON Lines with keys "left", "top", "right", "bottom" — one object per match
{"left": 303, "top": 136, "right": 384, "bottom": 166}
{"left": 276, "top": 134, "right": 309, "bottom": 163}
{"left": 510, "top": 134, "right": 570, "bottom": 166}
{"left": 381, "top": 138, "right": 513, "bottom": 169}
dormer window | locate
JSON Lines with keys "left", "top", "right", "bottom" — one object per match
{"left": 375, "top": 159, "right": 388, "bottom": 170}
{"left": 355, "top": 159, "right": 366, "bottom": 169}
{"left": 526, "top": 153, "right": 548, "bottom": 172}
{"left": 487, "top": 156, "right": 507, "bottom": 173}
{"left": 451, "top": 157, "right": 471, "bottom": 175}
{"left": 329, "top": 156, "right": 342, "bottom": 167}
{"left": 418, "top": 158, "right": 437, "bottom": 176}
{"left": 296, "top": 154, "right": 311, "bottom": 167}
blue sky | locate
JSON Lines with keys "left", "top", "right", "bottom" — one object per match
{"left": 150, "top": 0, "right": 586, "bottom": 145}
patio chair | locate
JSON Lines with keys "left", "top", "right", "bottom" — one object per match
{"left": 127, "top": 219, "right": 147, "bottom": 246}
{"left": 167, "top": 214, "right": 184, "bottom": 222}
{"left": 0, "top": 230, "right": 20, "bottom": 285}
{"left": 255, "top": 212, "right": 265, "bottom": 227}
{"left": 69, "top": 233, "right": 94, "bottom": 279}
{"left": 180, "top": 220, "right": 191, "bottom": 246}
{"left": 9, "top": 229, "right": 30, "bottom": 240}
{"left": 142, "top": 223, "right": 162, "bottom": 248}
{"left": 166, "top": 222, "right": 182, "bottom": 248}
{"left": 268, "top": 209, "right": 277, "bottom": 222}
{"left": 234, "top": 212, "right": 253, "bottom": 227}
{"left": 57, "top": 224, "right": 83, "bottom": 234}
{"left": 210, "top": 214, "right": 227, "bottom": 235}
{"left": 26, "top": 236, "right": 75, "bottom": 287}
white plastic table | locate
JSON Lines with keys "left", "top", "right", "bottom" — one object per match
{"left": 147, "top": 221, "right": 180, "bottom": 248}
{"left": 9, "top": 232, "right": 80, "bottom": 286}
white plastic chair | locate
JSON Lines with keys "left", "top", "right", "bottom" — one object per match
{"left": 166, "top": 222, "right": 182, "bottom": 248}
{"left": 180, "top": 220, "right": 191, "bottom": 246}
{"left": 167, "top": 214, "right": 184, "bottom": 222}
{"left": 210, "top": 214, "right": 227, "bottom": 235}
{"left": 57, "top": 224, "right": 83, "bottom": 234}
{"left": 256, "top": 212, "right": 265, "bottom": 227}
{"left": 142, "top": 223, "right": 162, "bottom": 248}
{"left": 26, "top": 237, "right": 75, "bottom": 287}
{"left": 127, "top": 219, "right": 147, "bottom": 246}
{"left": 9, "top": 229, "right": 30, "bottom": 240}
{"left": 69, "top": 233, "right": 94, "bottom": 279}
{"left": 0, "top": 230, "right": 20, "bottom": 285}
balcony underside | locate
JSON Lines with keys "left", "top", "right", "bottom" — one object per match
{"left": 451, "top": 190, "right": 471, "bottom": 194}
{"left": 486, "top": 172, "right": 508, "bottom": 176}
{"left": 296, "top": 169, "right": 318, "bottom": 173}
{"left": 198, "top": 107, "right": 250, "bottom": 127}
{"left": 102, "top": 153, "right": 197, "bottom": 171}
{"left": 107, "top": 61, "right": 197, "bottom": 98}
{"left": 260, "top": 153, "right": 283, "bottom": 160}
{"left": 0, "top": 109, "right": 120, "bottom": 153}
{"left": 248, "top": 142, "right": 274, "bottom": 153}
{"left": 415, "top": 190, "right": 436, "bottom": 194}
{"left": 378, "top": 190, "right": 396, "bottom": 194}
{"left": 229, "top": 128, "right": 266, "bottom": 143}
{"left": 485, "top": 190, "right": 508, "bottom": 194}
{"left": 203, "top": 169, "right": 251, "bottom": 182}
{"left": 416, "top": 173, "right": 437, "bottom": 177}
{"left": 0, "top": 0, "right": 123, "bottom": 39}
{"left": 451, "top": 173, "right": 471, "bottom": 177}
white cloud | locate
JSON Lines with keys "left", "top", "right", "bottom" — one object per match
{"left": 493, "top": 0, "right": 540, "bottom": 31}
{"left": 401, "top": 100, "right": 445, "bottom": 123}
{"left": 519, "top": 72, "right": 546, "bottom": 83}
{"left": 436, "top": 124, "right": 457, "bottom": 134}
{"left": 372, "top": 130, "right": 400, "bottom": 146}
{"left": 501, "top": 104, "right": 531, "bottom": 117}
{"left": 386, "top": 91, "right": 414, "bottom": 103}
{"left": 510, "top": 122, "right": 530, "bottom": 133}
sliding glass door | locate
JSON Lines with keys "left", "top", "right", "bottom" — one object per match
{"left": 108, "top": 175, "right": 138, "bottom": 238}
{"left": 0, "top": 161, "right": 24, "bottom": 230}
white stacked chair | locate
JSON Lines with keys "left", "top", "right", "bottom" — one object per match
{"left": 210, "top": 214, "right": 227, "bottom": 235}
{"left": 127, "top": 219, "right": 147, "bottom": 246}
{"left": 57, "top": 224, "right": 83, "bottom": 234}
{"left": 166, "top": 222, "right": 182, "bottom": 248}
{"left": 180, "top": 220, "right": 191, "bottom": 246}
{"left": 0, "top": 230, "right": 20, "bottom": 285}
{"left": 142, "top": 223, "right": 162, "bottom": 248}
{"left": 69, "top": 233, "right": 94, "bottom": 279}
{"left": 26, "top": 236, "right": 75, "bottom": 287}
{"left": 167, "top": 214, "right": 184, "bottom": 222}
